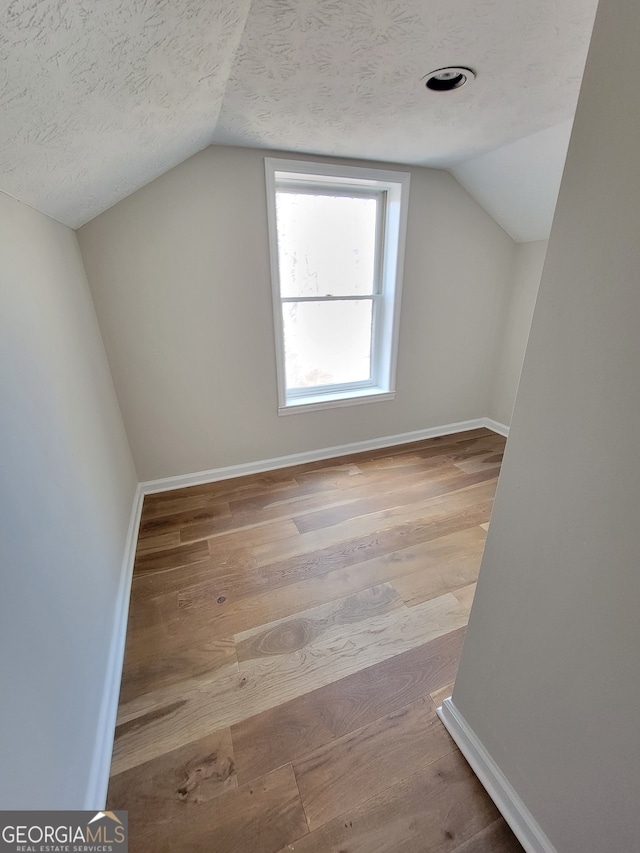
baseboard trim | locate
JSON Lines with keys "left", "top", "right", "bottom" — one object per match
{"left": 484, "top": 417, "right": 509, "bottom": 437}
{"left": 437, "top": 698, "right": 556, "bottom": 853}
{"left": 141, "top": 417, "right": 507, "bottom": 494}
{"left": 84, "top": 483, "right": 144, "bottom": 809}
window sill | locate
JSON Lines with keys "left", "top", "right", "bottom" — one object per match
{"left": 278, "top": 388, "right": 395, "bottom": 416}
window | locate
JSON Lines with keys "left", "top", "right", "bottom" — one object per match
{"left": 265, "top": 158, "right": 410, "bottom": 414}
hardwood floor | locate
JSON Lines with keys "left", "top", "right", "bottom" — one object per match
{"left": 107, "top": 428, "right": 523, "bottom": 852}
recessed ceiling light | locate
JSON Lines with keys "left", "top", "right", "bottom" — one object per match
{"left": 424, "top": 66, "right": 476, "bottom": 92}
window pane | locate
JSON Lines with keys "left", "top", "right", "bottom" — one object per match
{"left": 283, "top": 300, "right": 373, "bottom": 390}
{"left": 276, "top": 192, "right": 378, "bottom": 297}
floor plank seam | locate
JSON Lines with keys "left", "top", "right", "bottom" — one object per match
{"left": 292, "top": 767, "right": 312, "bottom": 838}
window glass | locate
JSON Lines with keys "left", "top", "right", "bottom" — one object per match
{"left": 276, "top": 192, "right": 378, "bottom": 298}
{"left": 282, "top": 300, "right": 373, "bottom": 390}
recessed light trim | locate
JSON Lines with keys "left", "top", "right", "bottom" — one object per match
{"left": 424, "top": 66, "right": 476, "bottom": 92}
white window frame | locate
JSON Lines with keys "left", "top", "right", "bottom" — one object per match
{"left": 265, "top": 157, "right": 410, "bottom": 415}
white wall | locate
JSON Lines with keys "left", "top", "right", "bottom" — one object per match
{"left": 78, "top": 145, "right": 516, "bottom": 481}
{"left": 0, "top": 192, "right": 137, "bottom": 807}
{"left": 452, "top": 0, "right": 640, "bottom": 849}
{"left": 490, "top": 240, "right": 547, "bottom": 426}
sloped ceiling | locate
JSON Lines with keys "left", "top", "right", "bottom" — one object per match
{"left": 451, "top": 119, "right": 574, "bottom": 242}
{"left": 1, "top": 0, "right": 252, "bottom": 226}
{"left": 1, "top": 0, "right": 598, "bottom": 231}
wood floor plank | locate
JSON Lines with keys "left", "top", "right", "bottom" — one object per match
{"left": 179, "top": 457, "right": 454, "bottom": 541}
{"left": 231, "top": 628, "right": 465, "bottom": 785}
{"left": 453, "top": 581, "right": 477, "bottom": 611}
{"left": 174, "top": 514, "right": 491, "bottom": 613}
{"left": 274, "top": 749, "right": 505, "bottom": 853}
{"left": 177, "top": 527, "right": 485, "bottom": 640}
{"left": 251, "top": 478, "right": 497, "bottom": 572}
{"left": 451, "top": 819, "right": 523, "bottom": 852}
{"left": 451, "top": 450, "right": 504, "bottom": 475}
{"left": 430, "top": 682, "right": 455, "bottom": 709}
{"left": 119, "top": 633, "right": 237, "bottom": 707}
{"left": 139, "top": 502, "right": 232, "bottom": 538}
{"left": 133, "top": 540, "right": 210, "bottom": 575}
{"left": 114, "top": 585, "right": 404, "bottom": 756}
{"left": 234, "top": 583, "right": 403, "bottom": 662}
{"left": 141, "top": 492, "right": 221, "bottom": 521}
{"left": 107, "top": 729, "right": 237, "bottom": 852}
{"left": 391, "top": 549, "right": 483, "bottom": 607}
{"left": 112, "top": 590, "right": 468, "bottom": 772}
{"left": 352, "top": 452, "right": 433, "bottom": 472}
{"left": 415, "top": 436, "right": 504, "bottom": 463}
{"left": 228, "top": 483, "right": 349, "bottom": 520}
{"left": 292, "top": 454, "right": 456, "bottom": 500}
{"left": 153, "top": 763, "right": 308, "bottom": 853}
{"left": 241, "top": 498, "right": 494, "bottom": 597}
{"left": 277, "top": 442, "right": 465, "bottom": 478}
{"left": 179, "top": 489, "right": 356, "bottom": 543}
{"left": 293, "top": 697, "right": 455, "bottom": 830}
{"left": 292, "top": 464, "right": 481, "bottom": 534}
{"left": 226, "top": 474, "right": 352, "bottom": 517}
{"left": 442, "top": 433, "right": 505, "bottom": 457}
{"left": 336, "top": 448, "right": 480, "bottom": 482}
{"left": 125, "top": 589, "right": 178, "bottom": 635}
{"left": 176, "top": 558, "right": 386, "bottom": 636}
{"left": 232, "top": 591, "right": 467, "bottom": 735}
{"left": 251, "top": 478, "right": 498, "bottom": 568}
{"left": 348, "top": 432, "right": 499, "bottom": 470}
{"left": 135, "top": 530, "right": 182, "bottom": 553}
{"left": 181, "top": 517, "right": 300, "bottom": 549}
{"left": 233, "top": 591, "right": 468, "bottom": 705}
{"left": 112, "top": 665, "right": 242, "bottom": 773}
{"left": 122, "top": 618, "right": 233, "bottom": 667}
{"left": 204, "top": 500, "right": 492, "bottom": 600}
{"left": 290, "top": 461, "right": 363, "bottom": 480}
{"left": 129, "top": 549, "right": 258, "bottom": 599}
{"left": 145, "top": 472, "right": 300, "bottom": 504}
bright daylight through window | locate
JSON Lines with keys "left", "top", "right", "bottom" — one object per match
{"left": 265, "top": 158, "right": 410, "bottom": 414}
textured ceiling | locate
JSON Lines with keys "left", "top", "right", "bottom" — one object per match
{"left": 1, "top": 0, "right": 598, "bottom": 229}
{"left": 1, "top": 0, "right": 252, "bottom": 226}
{"left": 215, "top": 0, "right": 596, "bottom": 165}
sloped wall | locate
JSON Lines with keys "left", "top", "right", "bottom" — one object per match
{"left": 0, "top": 192, "right": 137, "bottom": 807}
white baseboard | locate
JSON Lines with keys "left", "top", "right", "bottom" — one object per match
{"left": 84, "top": 484, "right": 144, "bottom": 809}
{"left": 141, "top": 417, "right": 507, "bottom": 494}
{"left": 437, "top": 697, "right": 556, "bottom": 853}
{"left": 484, "top": 417, "right": 509, "bottom": 437}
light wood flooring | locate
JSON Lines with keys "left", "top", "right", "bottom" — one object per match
{"left": 108, "top": 428, "right": 523, "bottom": 852}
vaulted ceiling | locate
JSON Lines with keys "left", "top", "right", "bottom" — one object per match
{"left": 1, "top": 0, "right": 598, "bottom": 235}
